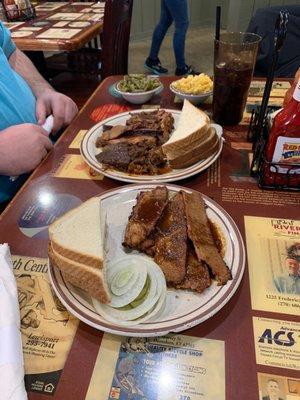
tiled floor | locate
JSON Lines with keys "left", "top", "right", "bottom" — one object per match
{"left": 128, "top": 26, "right": 215, "bottom": 76}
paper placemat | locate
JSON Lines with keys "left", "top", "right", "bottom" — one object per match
{"left": 86, "top": 333, "right": 225, "bottom": 400}
{"left": 69, "top": 130, "right": 87, "bottom": 149}
{"left": 11, "top": 31, "right": 33, "bottom": 37}
{"left": 54, "top": 154, "right": 103, "bottom": 180}
{"left": 245, "top": 216, "right": 300, "bottom": 315}
{"left": 19, "top": 26, "right": 43, "bottom": 31}
{"left": 37, "top": 28, "right": 80, "bottom": 39}
{"left": 47, "top": 12, "right": 83, "bottom": 21}
{"left": 12, "top": 255, "right": 79, "bottom": 395}
{"left": 53, "top": 21, "right": 69, "bottom": 28}
{"left": 253, "top": 317, "right": 299, "bottom": 371}
{"left": 258, "top": 372, "right": 300, "bottom": 400}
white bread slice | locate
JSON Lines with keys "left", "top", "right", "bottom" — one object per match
{"left": 162, "top": 99, "right": 210, "bottom": 156}
{"left": 168, "top": 127, "right": 220, "bottom": 169}
{"left": 49, "top": 244, "right": 110, "bottom": 304}
{"left": 49, "top": 197, "right": 103, "bottom": 269}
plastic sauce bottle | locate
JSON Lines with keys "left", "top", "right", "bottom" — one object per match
{"left": 283, "top": 69, "right": 300, "bottom": 107}
{"left": 262, "top": 79, "right": 300, "bottom": 188}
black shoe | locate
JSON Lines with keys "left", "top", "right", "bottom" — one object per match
{"left": 175, "top": 65, "right": 199, "bottom": 76}
{"left": 144, "top": 57, "right": 168, "bottom": 75}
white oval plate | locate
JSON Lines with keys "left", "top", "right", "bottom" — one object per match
{"left": 48, "top": 184, "right": 245, "bottom": 337}
{"left": 80, "top": 109, "right": 223, "bottom": 183}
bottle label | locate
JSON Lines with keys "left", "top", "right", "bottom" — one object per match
{"left": 293, "top": 79, "right": 300, "bottom": 102}
{"left": 271, "top": 136, "right": 300, "bottom": 174}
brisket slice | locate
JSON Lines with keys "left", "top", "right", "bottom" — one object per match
{"left": 123, "top": 186, "right": 169, "bottom": 249}
{"left": 96, "top": 125, "right": 127, "bottom": 146}
{"left": 97, "top": 128, "right": 162, "bottom": 147}
{"left": 182, "top": 191, "right": 232, "bottom": 285}
{"left": 126, "top": 110, "right": 174, "bottom": 144}
{"left": 138, "top": 234, "right": 156, "bottom": 257}
{"left": 174, "top": 244, "right": 211, "bottom": 293}
{"left": 96, "top": 140, "right": 166, "bottom": 174}
{"left": 154, "top": 192, "right": 187, "bottom": 284}
{"left": 96, "top": 142, "right": 131, "bottom": 171}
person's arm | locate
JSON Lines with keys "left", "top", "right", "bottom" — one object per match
{"left": 8, "top": 48, "right": 53, "bottom": 97}
{"left": 8, "top": 48, "right": 78, "bottom": 132}
{"left": 0, "top": 123, "right": 53, "bottom": 175}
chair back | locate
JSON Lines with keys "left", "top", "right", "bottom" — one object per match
{"left": 101, "top": 0, "right": 133, "bottom": 78}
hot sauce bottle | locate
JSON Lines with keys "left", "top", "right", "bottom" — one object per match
{"left": 283, "top": 69, "right": 300, "bottom": 107}
{"left": 262, "top": 79, "right": 300, "bottom": 188}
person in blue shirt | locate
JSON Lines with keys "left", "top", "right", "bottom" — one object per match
{"left": 0, "top": 22, "right": 78, "bottom": 205}
{"left": 273, "top": 256, "right": 300, "bottom": 295}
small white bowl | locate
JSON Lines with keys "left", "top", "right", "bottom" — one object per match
{"left": 115, "top": 81, "right": 163, "bottom": 104}
{"left": 169, "top": 83, "right": 213, "bottom": 105}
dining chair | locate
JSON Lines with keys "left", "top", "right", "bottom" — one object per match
{"left": 66, "top": 0, "right": 133, "bottom": 78}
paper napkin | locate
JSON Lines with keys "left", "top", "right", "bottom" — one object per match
{"left": 0, "top": 244, "right": 27, "bottom": 400}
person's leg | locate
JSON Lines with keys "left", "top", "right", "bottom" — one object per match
{"left": 148, "top": 0, "right": 173, "bottom": 61}
{"left": 165, "top": 0, "right": 189, "bottom": 70}
{"left": 145, "top": 0, "right": 173, "bottom": 74}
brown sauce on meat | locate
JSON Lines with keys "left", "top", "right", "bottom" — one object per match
{"left": 96, "top": 111, "right": 174, "bottom": 176}
{"left": 157, "top": 165, "right": 172, "bottom": 174}
{"left": 136, "top": 198, "right": 167, "bottom": 224}
{"left": 126, "top": 164, "right": 172, "bottom": 177}
{"left": 208, "top": 219, "right": 225, "bottom": 257}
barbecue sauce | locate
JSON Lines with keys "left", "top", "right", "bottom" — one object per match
{"left": 262, "top": 79, "right": 300, "bottom": 188}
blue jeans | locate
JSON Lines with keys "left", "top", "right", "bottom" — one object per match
{"left": 149, "top": 0, "right": 189, "bottom": 69}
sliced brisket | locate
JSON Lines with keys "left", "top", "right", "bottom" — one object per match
{"left": 123, "top": 186, "right": 169, "bottom": 248}
{"left": 154, "top": 192, "right": 187, "bottom": 283}
{"left": 182, "top": 191, "right": 232, "bottom": 285}
{"left": 175, "top": 245, "right": 211, "bottom": 293}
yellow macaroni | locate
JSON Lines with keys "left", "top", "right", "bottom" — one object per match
{"left": 172, "top": 74, "right": 213, "bottom": 95}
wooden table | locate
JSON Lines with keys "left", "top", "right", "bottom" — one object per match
{"left": 4, "top": 1, "right": 104, "bottom": 51}
{"left": 0, "top": 76, "right": 299, "bottom": 400}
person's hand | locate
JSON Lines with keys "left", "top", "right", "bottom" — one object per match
{"left": 0, "top": 124, "right": 53, "bottom": 175}
{"left": 35, "top": 88, "right": 78, "bottom": 133}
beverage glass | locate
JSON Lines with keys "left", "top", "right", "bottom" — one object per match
{"left": 212, "top": 32, "right": 261, "bottom": 125}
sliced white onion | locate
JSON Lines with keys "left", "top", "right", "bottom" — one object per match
{"left": 96, "top": 263, "right": 159, "bottom": 320}
{"left": 93, "top": 255, "right": 167, "bottom": 325}
{"left": 110, "top": 268, "right": 138, "bottom": 295}
{"left": 107, "top": 258, "right": 148, "bottom": 308}
{"left": 93, "top": 289, "right": 166, "bottom": 327}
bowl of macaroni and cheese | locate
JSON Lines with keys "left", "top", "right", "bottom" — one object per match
{"left": 170, "top": 74, "right": 213, "bottom": 104}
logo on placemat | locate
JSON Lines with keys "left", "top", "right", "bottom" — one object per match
{"left": 258, "top": 329, "right": 295, "bottom": 346}
{"left": 44, "top": 383, "right": 55, "bottom": 393}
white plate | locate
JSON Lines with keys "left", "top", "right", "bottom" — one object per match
{"left": 80, "top": 109, "right": 223, "bottom": 183}
{"left": 48, "top": 184, "right": 245, "bottom": 337}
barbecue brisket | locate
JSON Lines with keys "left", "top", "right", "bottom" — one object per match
{"left": 182, "top": 191, "right": 231, "bottom": 285}
{"left": 123, "top": 186, "right": 169, "bottom": 248}
{"left": 154, "top": 192, "right": 187, "bottom": 283}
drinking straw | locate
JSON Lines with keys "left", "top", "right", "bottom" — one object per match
{"left": 215, "top": 6, "right": 221, "bottom": 40}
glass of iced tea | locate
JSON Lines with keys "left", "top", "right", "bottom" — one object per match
{"left": 212, "top": 32, "right": 261, "bottom": 125}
